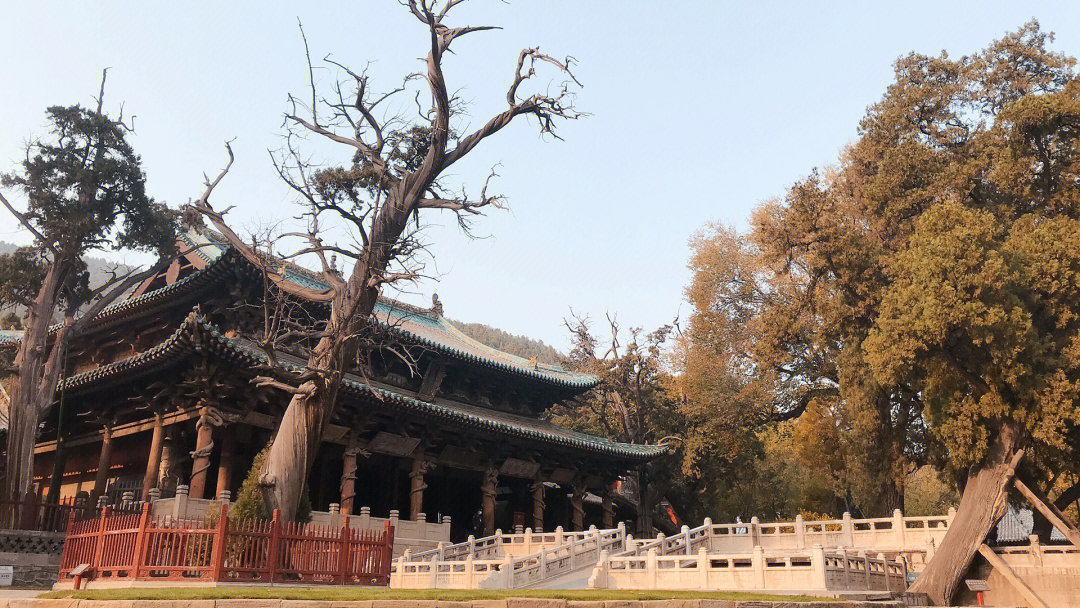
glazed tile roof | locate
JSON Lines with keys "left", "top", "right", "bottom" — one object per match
{"left": 3, "top": 230, "right": 598, "bottom": 391}
{"left": 0, "top": 330, "right": 20, "bottom": 345}
{"left": 60, "top": 311, "right": 664, "bottom": 462}
{"left": 178, "top": 229, "right": 598, "bottom": 390}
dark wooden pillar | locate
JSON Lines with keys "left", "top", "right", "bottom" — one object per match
{"left": 340, "top": 446, "right": 360, "bottom": 515}
{"left": 481, "top": 466, "right": 498, "bottom": 536}
{"left": 47, "top": 439, "right": 66, "bottom": 501}
{"left": 602, "top": 483, "right": 615, "bottom": 529}
{"left": 531, "top": 480, "right": 546, "bottom": 532}
{"left": 141, "top": 413, "right": 165, "bottom": 501}
{"left": 188, "top": 413, "right": 216, "bottom": 499}
{"left": 90, "top": 426, "right": 114, "bottom": 504}
{"left": 215, "top": 434, "right": 236, "bottom": 499}
{"left": 570, "top": 479, "right": 586, "bottom": 531}
{"left": 409, "top": 458, "right": 432, "bottom": 520}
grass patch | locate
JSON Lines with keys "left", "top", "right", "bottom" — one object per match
{"left": 43, "top": 587, "right": 828, "bottom": 602}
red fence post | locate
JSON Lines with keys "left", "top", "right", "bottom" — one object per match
{"left": 90, "top": 506, "right": 110, "bottom": 578}
{"left": 130, "top": 503, "right": 151, "bottom": 579}
{"left": 209, "top": 502, "right": 229, "bottom": 581}
{"left": 338, "top": 517, "right": 351, "bottom": 584}
{"left": 267, "top": 509, "right": 281, "bottom": 583}
{"left": 382, "top": 519, "right": 395, "bottom": 585}
{"left": 57, "top": 509, "right": 77, "bottom": 584}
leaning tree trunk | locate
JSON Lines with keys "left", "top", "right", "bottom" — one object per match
{"left": 908, "top": 424, "right": 1023, "bottom": 605}
{"left": 258, "top": 340, "right": 343, "bottom": 522}
{"left": 256, "top": 210, "right": 402, "bottom": 521}
{"left": 3, "top": 264, "right": 68, "bottom": 503}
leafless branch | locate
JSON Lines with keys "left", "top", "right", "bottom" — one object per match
{"left": 0, "top": 191, "right": 55, "bottom": 254}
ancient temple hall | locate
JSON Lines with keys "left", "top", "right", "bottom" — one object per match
{"left": 5, "top": 229, "right": 664, "bottom": 543}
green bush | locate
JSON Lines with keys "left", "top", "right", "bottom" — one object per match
{"left": 231, "top": 443, "right": 312, "bottom": 523}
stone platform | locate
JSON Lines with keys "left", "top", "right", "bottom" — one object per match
{"left": 0, "top": 530, "right": 63, "bottom": 588}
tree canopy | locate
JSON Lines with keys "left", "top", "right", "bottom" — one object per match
{"left": 0, "top": 78, "right": 177, "bottom": 501}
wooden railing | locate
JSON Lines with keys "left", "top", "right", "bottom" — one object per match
{"left": 588, "top": 546, "right": 907, "bottom": 593}
{"left": 391, "top": 525, "right": 628, "bottom": 589}
{"left": 0, "top": 496, "right": 96, "bottom": 533}
{"left": 57, "top": 502, "right": 395, "bottom": 587}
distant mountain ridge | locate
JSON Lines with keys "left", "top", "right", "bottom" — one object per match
{"left": 451, "top": 319, "right": 563, "bottom": 365}
{"left": 0, "top": 242, "right": 136, "bottom": 324}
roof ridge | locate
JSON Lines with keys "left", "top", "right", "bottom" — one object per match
{"left": 191, "top": 227, "right": 439, "bottom": 319}
{"left": 183, "top": 227, "right": 597, "bottom": 388}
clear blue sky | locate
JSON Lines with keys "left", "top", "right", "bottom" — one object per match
{"left": 3, "top": 1, "right": 1080, "bottom": 350}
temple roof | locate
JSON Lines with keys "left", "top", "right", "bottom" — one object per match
{"left": 60, "top": 310, "right": 665, "bottom": 462}
{"left": 1, "top": 229, "right": 598, "bottom": 391}
{"left": 180, "top": 229, "right": 598, "bottom": 389}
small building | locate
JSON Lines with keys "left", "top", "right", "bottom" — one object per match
{"left": 5, "top": 228, "right": 663, "bottom": 541}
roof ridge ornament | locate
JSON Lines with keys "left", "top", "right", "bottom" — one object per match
{"left": 431, "top": 293, "right": 444, "bottom": 317}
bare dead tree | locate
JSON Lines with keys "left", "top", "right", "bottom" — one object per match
{"left": 193, "top": 0, "right": 582, "bottom": 519}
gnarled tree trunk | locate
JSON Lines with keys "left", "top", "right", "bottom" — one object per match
{"left": 908, "top": 423, "right": 1023, "bottom": 605}
{"left": 4, "top": 262, "right": 70, "bottom": 502}
{"left": 255, "top": 207, "right": 401, "bottom": 521}
{"left": 259, "top": 379, "right": 338, "bottom": 521}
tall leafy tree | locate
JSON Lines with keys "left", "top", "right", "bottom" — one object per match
{"left": 686, "top": 21, "right": 1080, "bottom": 603}
{"left": 682, "top": 20, "right": 1080, "bottom": 604}
{"left": 0, "top": 73, "right": 177, "bottom": 501}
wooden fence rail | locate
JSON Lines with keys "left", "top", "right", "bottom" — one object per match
{"left": 57, "top": 502, "right": 394, "bottom": 587}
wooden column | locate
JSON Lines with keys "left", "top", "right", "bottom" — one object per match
{"left": 409, "top": 458, "right": 432, "bottom": 521}
{"left": 481, "top": 466, "right": 498, "bottom": 536}
{"left": 90, "top": 426, "right": 114, "bottom": 504}
{"left": 140, "top": 413, "right": 165, "bottom": 501}
{"left": 188, "top": 413, "right": 216, "bottom": 499}
{"left": 214, "top": 434, "right": 236, "bottom": 499}
{"left": 602, "top": 483, "right": 615, "bottom": 529}
{"left": 570, "top": 479, "right": 586, "bottom": 531}
{"left": 47, "top": 439, "right": 66, "bottom": 501}
{"left": 531, "top": 480, "right": 546, "bottom": 532}
{"left": 340, "top": 446, "right": 360, "bottom": 515}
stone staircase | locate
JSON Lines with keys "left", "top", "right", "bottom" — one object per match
{"left": 390, "top": 525, "right": 630, "bottom": 589}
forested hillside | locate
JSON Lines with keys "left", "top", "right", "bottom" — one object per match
{"left": 0, "top": 242, "right": 135, "bottom": 327}
{"left": 452, "top": 320, "right": 563, "bottom": 365}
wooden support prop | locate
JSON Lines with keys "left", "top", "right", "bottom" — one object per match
{"left": 1013, "top": 478, "right": 1080, "bottom": 548}
{"left": 977, "top": 544, "right": 1049, "bottom": 608}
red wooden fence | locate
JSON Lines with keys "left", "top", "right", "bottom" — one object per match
{"left": 58, "top": 503, "right": 395, "bottom": 586}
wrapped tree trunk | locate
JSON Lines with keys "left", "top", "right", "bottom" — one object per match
{"left": 908, "top": 425, "right": 1023, "bottom": 605}
{"left": 257, "top": 339, "right": 345, "bottom": 521}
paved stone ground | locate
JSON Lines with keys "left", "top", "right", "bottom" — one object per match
{"left": 0, "top": 598, "right": 906, "bottom": 608}
{"left": 0, "top": 590, "right": 44, "bottom": 599}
